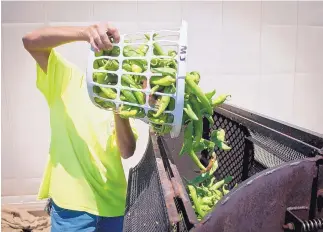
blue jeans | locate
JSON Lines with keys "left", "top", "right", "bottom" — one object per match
{"left": 50, "top": 200, "right": 124, "bottom": 232}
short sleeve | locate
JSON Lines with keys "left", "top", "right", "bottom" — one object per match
{"left": 36, "top": 49, "right": 78, "bottom": 106}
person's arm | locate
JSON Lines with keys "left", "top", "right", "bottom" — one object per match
{"left": 22, "top": 23, "right": 136, "bottom": 159}
{"left": 22, "top": 23, "right": 120, "bottom": 74}
{"left": 114, "top": 115, "right": 137, "bottom": 159}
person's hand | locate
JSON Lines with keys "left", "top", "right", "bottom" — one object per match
{"left": 81, "top": 23, "right": 120, "bottom": 53}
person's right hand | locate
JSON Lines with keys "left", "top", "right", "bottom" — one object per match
{"left": 82, "top": 23, "right": 120, "bottom": 53}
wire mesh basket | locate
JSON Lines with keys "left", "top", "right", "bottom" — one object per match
{"left": 86, "top": 20, "right": 188, "bottom": 138}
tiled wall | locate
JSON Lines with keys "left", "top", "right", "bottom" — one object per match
{"left": 2, "top": 1, "right": 323, "bottom": 204}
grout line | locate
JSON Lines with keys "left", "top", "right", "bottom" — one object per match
{"left": 291, "top": 0, "right": 299, "bottom": 123}
{"left": 256, "top": 0, "right": 263, "bottom": 113}
{"left": 90, "top": 1, "right": 94, "bottom": 22}
{"left": 259, "top": 0, "right": 263, "bottom": 79}
{"left": 42, "top": 2, "right": 48, "bottom": 26}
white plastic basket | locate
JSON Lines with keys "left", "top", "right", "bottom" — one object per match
{"left": 86, "top": 20, "right": 188, "bottom": 138}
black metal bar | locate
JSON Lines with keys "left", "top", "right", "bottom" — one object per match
{"left": 242, "top": 134, "right": 254, "bottom": 181}
{"left": 215, "top": 106, "right": 322, "bottom": 157}
{"left": 219, "top": 104, "right": 323, "bottom": 149}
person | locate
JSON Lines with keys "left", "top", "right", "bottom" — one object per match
{"left": 22, "top": 23, "right": 138, "bottom": 232}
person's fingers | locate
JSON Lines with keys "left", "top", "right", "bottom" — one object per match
{"left": 98, "top": 26, "right": 112, "bottom": 50}
{"left": 89, "top": 37, "right": 100, "bottom": 52}
{"left": 107, "top": 26, "right": 120, "bottom": 43}
{"left": 92, "top": 28, "right": 105, "bottom": 51}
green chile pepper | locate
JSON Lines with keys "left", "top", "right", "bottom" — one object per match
{"left": 168, "top": 50, "right": 177, "bottom": 57}
{"left": 213, "top": 139, "right": 231, "bottom": 151}
{"left": 205, "top": 90, "right": 216, "bottom": 102}
{"left": 151, "top": 85, "right": 160, "bottom": 94}
{"left": 123, "top": 46, "right": 142, "bottom": 57}
{"left": 104, "top": 46, "right": 120, "bottom": 57}
{"left": 209, "top": 176, "right": 233, "bottom": 192}
{"left": 189, "top": 150, "right": 206, "bottom": 171}
{"left": 151, "top": 58, "right": 159, "bottom": 67}
{"left": 132, "top": 89, "right": 145, "bottom": 105}
{"left": 182, "top": 112, "right": 189, "bottom": 125}
{"left": 167, "top": 97, "right": 175, "bottom": 111}
{"left": 186, "top": 76, "right": 212, "bottom": 115}
{"left": 95, "top": 50, "right": 104, "bottom": 57}
{"left": 189, "top": 96, "right": 203, "bottom": 145}
{"left": 137, "top": 45, "right": 148, "bottom": 55}
{"left": 99, "top": 99, "right": 115, "bottom": 109}
{"left": 120, "top": 94, "right": 126, "bottom": 101}
{"left": 119, "top": 107, "right": 141, "bottom": 118}
{"left": 122, "top": 63, "right": 132, "bottom": 72}
{"left": 153, "top": 85, "right": 175, "bottom": 117}
{"left": 120, "top": 89, "right": 138, "bottom": 104}
{"left": 222, "top": 184, "right": 230, "bottom": 195}
{"left": 150, "top": 76, "right": 175, "bottom": 86}
{"left": 179, "top": 121, "right": 194, "bottom": 156}
{"left": 205, "top": 114, "right": 214, "bottom": 126}
{"left": 144, "top": 34, "right": 165, "bottom": 56}
{"left": 187, "top": 71, "right": 200, "bottom": 84}
{"left": 187, "top": 185, "right": 206, "bottom": 218}
{"left": 121, "top": 75, "right": 140, "bottom": 89}
{"left": 193, "top": 139, "right": 215, "bottom": 153}
{"left": 212, "top": 129, "right": 226, "bottom": 142}
{"left": 152, "top": 67, "right": 177, "bottom": 78}
{"left": 212, "top": 94, "right": 231, "bottom": 108}
{"left": 132, "top": 63, "right": 143, "bottom": 73}
{"left": 100, "top": 87, "right": 117, "bottom": 99}
{"left": 184, "top": 101, "right": 198, "bottom": 121}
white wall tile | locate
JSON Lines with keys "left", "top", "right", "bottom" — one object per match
{"left": 182, "top": 2, "right": 222, "bottom": 31}
{"left": 296, "top": 26, "right": 323, "bottom": 74}
{"left": 44, "top": 1, "right": 92, "bottom": 22}
{"left": 2, "top": 24, "right": 51, "bottom": 181}
{"left": 222, "top": 1, "right": 261, "bottom": 32}
{"left": 137, "top": 22, "right": 181, "bottom": 31}
{"left": 1, "top": 77, "right": 16, "bottom": 180}
{"left": 213, "top": 74, "right": 260, "bottom": 112}
{"left": 3, "top": 0, "right": 323, "bottom": 201}
{"left": 1, "top": 2, "right": 45, "bottom": 23}
{"left": 298, "top": 1, "right": 323, "bottom": 27}
{"left": 257, "top": 74, "right": 294, "bottom": 122}
{"left": 261, "top": 25, "right": 297, "bottom": 74}
{"left": 92, "top": 2, "right": 138, "bottom": 23}
{"left": 1, "top": 180, "right": 19, "bottom": 197}
{"left": 109, "top": 22, "right": 139, "bottom": 35}
{"left": 187, "top": 27, "right": 221, "bottom": 77}
{"left": 292, "top": 74, "right": 323, "bottom": 133}
{"left": 262, "top": 1, "right": 297, "bottom": 26}
{"left": 137, "top": 1, "right": 181, "bottom": 22}
{"left": 220, "top": 30, "right": 260, "bottom": 75}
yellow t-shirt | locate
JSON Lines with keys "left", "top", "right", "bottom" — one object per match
{"left": 36, "top": 49, "right": 136, "bottom": 217}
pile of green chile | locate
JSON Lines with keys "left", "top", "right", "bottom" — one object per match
{"left": 180, "top": 83, "right": 233, "bottom": 220}
{"left": 91, "top": 34, "right": 233, "bottom": 219}
{"left": 92, "top": 34, "right": 181, "bottom": 135}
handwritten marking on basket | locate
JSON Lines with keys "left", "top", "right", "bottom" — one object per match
{"left": 179, "top": 45, "right": 187, "bottom": 61}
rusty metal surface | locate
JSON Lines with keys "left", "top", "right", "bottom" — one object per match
{"left": 170, "top": 163, "right": 199, "bottom": 226}
{"left": 192, "top": 156, "right": 322, "bottom": 232}
{"left": 156, "top": 158, "right": 180, "bottom": 224}
{"left": 162, "top": 132, "right": 204, "bottom": 181}
{"left": 150, "top": 133, "right": 180, "bottom": 224}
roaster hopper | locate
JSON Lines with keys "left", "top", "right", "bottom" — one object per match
{"left": 123, "top": 104, "right": 323, "bottom": 232}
